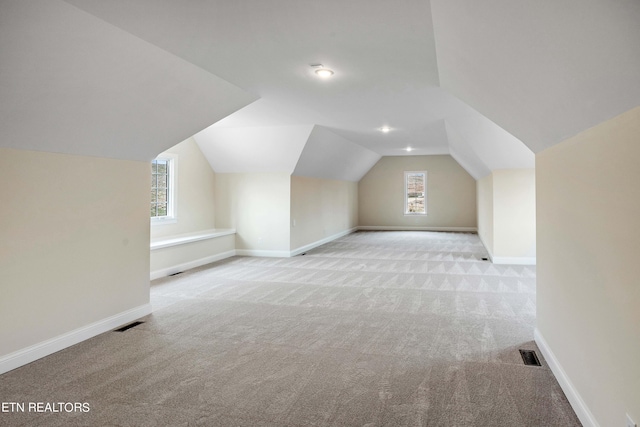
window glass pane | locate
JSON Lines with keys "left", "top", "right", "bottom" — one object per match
{"left": 408, "top": 196, "right": 425, "bottom": 213}
{"left": 156, "top": 161, "right": 167, "bottom": 175}
{"left": 157, "top": 189, "right": 167, "bottom": 204}
{"left": 405, "top": 172, "right": 426, "bottom": 214}
{"left": 157, "top": 173, "right": 167, "bottom": 188}
{"left": 151, "top": 157, "right": 174, "bottom": 219}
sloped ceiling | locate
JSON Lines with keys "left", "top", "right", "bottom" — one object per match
{"left": 193, "top": 125, "right": 313, "bottom": 174}
{"left": 61, "top": 0, "right": 444, "bottom": 158}
{"left": 293, "top": 126, "right": 381, "bottom": 182}
{"left": 431, "top": 0, "right": 640, "bottom": 152}
{"left": 0, "top": 0, "right": 256, "bottom": 161}
{"left": 2, "top": 0, "right": 637, "bottom": 178}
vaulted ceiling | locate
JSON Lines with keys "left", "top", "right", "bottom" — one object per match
{"left": 1, "top": 0, "right": 638, "bottom": 180}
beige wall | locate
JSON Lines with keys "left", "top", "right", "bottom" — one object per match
{"left": 290, "top": 176, "right": 358, "bottom": 251}
{"left": 476, "top": 173, "right": 494, "bottom": 254}
{"left": 476, "top": 169, "right": 536, "bottom": 262}
{"left": 358, "top": 155, "right": 477, "bottom": 229}
{"left": 0, "top": 148, "right": 150, "bottom": 357}
{"left": 536, "top": 107, "right": 640, "bottom": 427}
{"left": 150, "top": 137, "right": 216, "bottom": 239}
{"left": 215, "top": 173, "right": 291, "bottom": 253}
{"left": 493, "top": 169, "right": 536, "bottom": 259}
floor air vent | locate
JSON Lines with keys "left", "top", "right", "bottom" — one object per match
{"left": 519, "top": 349, "right": 542, "bottom": 366}
{"left": 115, "top": 321, "right": 144, "bottom": 332}
{"left": 168, "top": 271, "right": 183, "bottom": 276}
{"left": 481, "top": 257, "right": 488, "bottom": 261}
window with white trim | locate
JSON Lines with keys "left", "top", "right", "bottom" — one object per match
{"left": 151, "top": 154, "right": 177, "bottom": 223}
{"left": 404, "top": 171, "right": 426, "bottom": 215}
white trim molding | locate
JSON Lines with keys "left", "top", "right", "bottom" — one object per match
{"left": 492, "top": 256, "right": 536, "bottom": 265}
{"left": 477, "top": 233, "right": 536, "bottom": 265}
{"left": 150, "top": 250, "right": 236, "bottom": 280}
{"left": 404, "top": 170, "right": 428, "bottom": 215}
{"left": 290, "top": 227, "right": 358, "bottom": 256}
{"left": 534, "top": 328, "right": 600, "bottom": 427}
{"left": 358, "top": 226, "right": 477, "bottom": 232}
{"left": 0, "top": 303, "right": 152, "bottom": 375}
{"left": 150, "top": 152, "right": 178, "bottom": 224}
{"left": 477, "top": 232, "right": 494, "bottom": 262}
{"left": 235, "top": 249, "right": 291, "bottom": 258}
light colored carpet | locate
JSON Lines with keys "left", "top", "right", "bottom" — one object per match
{"left": 0, "top": 231, "right": 581, "bottom": 426}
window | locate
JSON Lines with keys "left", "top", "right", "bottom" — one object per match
{"left": 151, "top": 154, "right": 177, "bottom": 223}
{"left": 405, "top": 171, "right": 426, "bottom": 215}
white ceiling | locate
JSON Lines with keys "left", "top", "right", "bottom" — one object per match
{"left": 0, "top": 0, "right": 256, "bottom": 161}
{"left": 194, "top": 125, "right": 314, "bottom": 174}
{"left": 2, "top": 0, "right": 637, "bottom": 179}
{"left": 293, "top": 126, "right": 381, "bottom": 182}
{"left": 431, "top": 0, "right": 640, "bottom": 153}
{"left": 61, "top": 0, "right": 444, "bottom": 155}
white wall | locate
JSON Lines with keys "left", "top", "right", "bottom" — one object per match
{"left": 290, "top": 176, "right": 358, "bottom": 252}
{"left": 358, "top": 155, "right": 477, "bottom": 230}
{"left": 536, "top": 106, "right": 640, "bottom": 427}
{"left": 215, "top": 173, "right": 291, "bottom": 255}
{"left": 0, "top": 148, "right": 151, "bottom": 368}
{"left": 150, "top": 137, "right": 217, "bottom": 239}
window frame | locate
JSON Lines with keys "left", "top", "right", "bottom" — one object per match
{"left": 151, "top": 153, "right": 178, "bottom": 225}
{"left": 404, "top": 171, "right": 427, "bottom": 215}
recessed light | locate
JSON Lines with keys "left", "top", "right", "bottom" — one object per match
{"left": 405, "top": 147, "right": 413, "bottom": 152}
{"left": 380, "top": 126, "right": 391, "bottom": 133}
{"left": 310, "top": 64, "right": 334, "bottom": 78}
{"left": 314, "top": 68, "right": 334, "bottom": 78}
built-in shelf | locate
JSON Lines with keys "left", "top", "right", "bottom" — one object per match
{"left": 150, "top": 229, "right": 235, "bottom": 251}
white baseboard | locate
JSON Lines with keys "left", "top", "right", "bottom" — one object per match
{"left": 477, "top": 233, "right": 536, "bottom": 265}
{"left": 477, "top": 233, "right": 494, "bottom": 262}
{"left": 492, "top": 256, "right": 536, "bottom": 265}
{"left": 235, "top": 249, "right": 290, "bottom": 258}
{"left": 290, "top": 227, "right": 358, "bottom": 256}
{"left": 534, "top": 328, "right": 599, "bottom": 427}
{"left": 150, "top": 250, "right": 236, "bottom": 280}
{"left": 357, "top": 226, "right": 478, "bottom": 232}
{"left": 0, "top": 303, "right": 152, "bottom": 375}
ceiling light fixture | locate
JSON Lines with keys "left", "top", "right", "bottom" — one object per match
{"left": 405, "top": 147, "right": 413, "bottom": 152}
{"left": 380, "top": 126, "right": 391, "bottom": 133}
{"left": 314, "top": 68, "right": 334, "bottom": 78}
{"left": 311, "top": 64, "right": 334, "bottom": 78}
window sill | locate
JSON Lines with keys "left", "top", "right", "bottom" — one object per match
{"left": 151, "top": 217, "right": 177, "bottom": 226}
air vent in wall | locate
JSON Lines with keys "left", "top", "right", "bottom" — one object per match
{"left": 115, "top": 321, "right": 144, "bottom": 332}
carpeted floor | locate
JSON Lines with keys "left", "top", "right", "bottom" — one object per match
{"left": 0, "top": 231, "right": 581, "bottom": 426}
